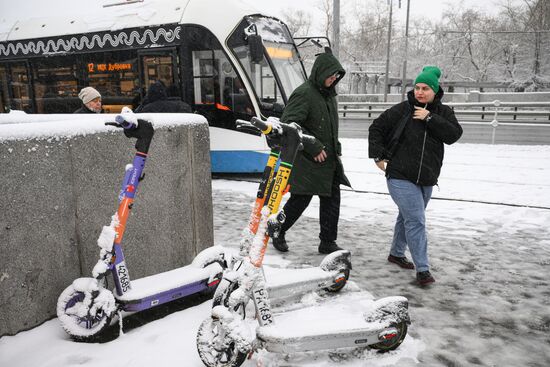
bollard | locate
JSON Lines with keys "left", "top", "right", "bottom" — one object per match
{"left": 490, "top": 100, "right": 501, "bottom": 144}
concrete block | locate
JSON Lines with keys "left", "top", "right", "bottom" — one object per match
{"left": 0, "top": 114, "right": 213, "bottom": 336}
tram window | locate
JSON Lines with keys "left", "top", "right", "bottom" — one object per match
{"left": 192, "top": 52, "right": 217, "bottom": 104}
{"left": 31, "top": 56, "right": 79, "bottom": 113}
{"left": 231, "top": 45, "right": 282, "bottom": 106}
{"left": 182, "top": 25, "right": 254, "bottom": 131}
{"left": 85, "top": 50, "right": 139, "bottom": 113}
{"left": 191, "top": 49, "right": 253, "bottom": 115}
{"left": 0, "top": 65, "right": 8, "bottom": 113}
{"left": 9, "top": 63, "right": 33, "bottom": 113}
{"left": 142, "top": 55, "right": 174, "bottom": 88}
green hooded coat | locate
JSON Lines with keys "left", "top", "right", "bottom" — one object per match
{"left": 281, "top": 52, "right": 351, "bottom": 196}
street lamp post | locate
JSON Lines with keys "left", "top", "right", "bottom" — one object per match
{"left": 400, "top": 0, "right": 411, "bottom": 101}
{"left": 332, "top": 0, "right": 340, "bottom": 60}
{"left": 383, "top": 0, "right": 393, "bottom": 102}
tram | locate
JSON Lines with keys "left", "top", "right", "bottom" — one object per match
{"left": 0, "top": 0, "right": 307, "bottom": 172}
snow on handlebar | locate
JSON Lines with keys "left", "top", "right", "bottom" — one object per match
{"left": 114, "top": 114, "right": 138, "bottom": 130}
{"left": 106, "top": 106, "right": 139, "bottom": 130}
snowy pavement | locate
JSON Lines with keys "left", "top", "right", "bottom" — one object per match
{"left": 1, "top": 140, "right": 550, "bottom": 367}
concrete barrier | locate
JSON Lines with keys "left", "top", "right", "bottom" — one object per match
{"left": 0, "top": 113, "right": 213, "bottom": 336}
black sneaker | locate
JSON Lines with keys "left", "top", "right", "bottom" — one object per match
{"left": 416, "top": 271, "right": 435, "bottom": 286}
{"left": 272, "top": 233, "right": 288, "bottom": 252}
{"left": 388, "top": 254, "right": 415, "bottom": 269}
{"left": 318, "top": 240, "right": 344, "bottom": 254}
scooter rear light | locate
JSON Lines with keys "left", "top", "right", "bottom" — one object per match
{"left": 208, "top": 278, "right": 221, "bottom": 287}
{"left": 381, "top": 332, "right": 397, "bottom": 340}
{"left": 379, "top": 327, "right": 398, "bottom": 340}
{"left": 335, "top": 276, "right": 345, "bottom": 283}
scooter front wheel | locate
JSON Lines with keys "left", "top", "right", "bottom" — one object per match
{"left": 56, "top": 278, "right": 116, "bottom": 341}
{"left": 371, "top": 321, "right": 408, "bottom": 352}
{"left": 196, "top": 317, "right": 248, "bottom": 367}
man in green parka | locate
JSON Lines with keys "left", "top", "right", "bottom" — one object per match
{"left": 273, "top": 50, "right": 351, "bottom": 254}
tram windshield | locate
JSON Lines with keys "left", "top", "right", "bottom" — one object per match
{"left": 228, "top": 16, "right": 306, "bottom": 112}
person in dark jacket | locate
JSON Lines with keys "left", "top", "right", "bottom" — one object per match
{"left": 272, "top": 51, "right": 351, "bottom": 255}
{"left": 74, "top": 87, "right": 102, "bottom": 114}
{"left": 135, "top": 80, "right": 191, "bottom": 113}
{"left": 368, "top": 66, "right": 462, "bottom": 286}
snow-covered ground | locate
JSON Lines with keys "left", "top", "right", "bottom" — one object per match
{"left": 1, "top": 139, "right": 550, "bottom": 367}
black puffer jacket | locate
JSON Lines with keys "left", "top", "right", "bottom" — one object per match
{"left": 368, "top": 89, "right": 462, "bottom": 186}
{"left": 136, "top": 81, "right": 191, "bottom": 113}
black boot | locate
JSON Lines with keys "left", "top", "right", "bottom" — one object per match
{"left": 318, "top": 240, "right": 344, "bottom": 254}
{"left": 272, "top": 232, "right": 288, "bottom": 252}
{"left": 416, "top": 271, "right": 435, "bottom": 286}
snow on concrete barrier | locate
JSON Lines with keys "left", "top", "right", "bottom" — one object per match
{"left": 0, "top": 113, "right": 213, "bottom": 336}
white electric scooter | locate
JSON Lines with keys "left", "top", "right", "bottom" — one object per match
{"left": 196, "top": 118, "right": 410, "bottom": 367}
{"left": 224, "top": 117, "right": 352, "bottom": 307}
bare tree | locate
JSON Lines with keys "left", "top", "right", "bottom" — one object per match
{"left": 316, "top": 0, "right": 332, "bottom": 39}
{"left": 280, "top": 9, "right": 312, "bottom": 37}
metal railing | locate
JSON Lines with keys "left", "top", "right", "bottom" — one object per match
{"left": 338, "top": 100, "right": 550, "bottom": 144}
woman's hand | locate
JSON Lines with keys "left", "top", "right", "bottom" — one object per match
{"left": 375, "top": 159, "right": 387, "bottom": 171}
{"left": 314, "top": 149, "right": 327, "bottom": 162}
{"left": 414, "top": 105, "right": 430, "bottom": 121}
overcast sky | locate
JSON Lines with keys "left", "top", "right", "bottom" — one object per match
{"left": 255, "top": 0, "right": 509, "bottom": 33}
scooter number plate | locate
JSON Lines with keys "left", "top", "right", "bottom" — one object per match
{"left": 115, "top": 261, "right": 131, "bottom": 294}
{"left": 253, "top": 287, "right": 273, "bottom": 326}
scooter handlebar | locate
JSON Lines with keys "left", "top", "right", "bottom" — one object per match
{"left": 106, "top": 107, "right": 139, "bottom": 130}
{"left": 237, "top": 117, "right": 316, "bottom": 145}
{"left": 250, "top": 116, "right": 271, "bottom": 133}
{"left": 114, "top": 114, "right": 138, "bottom": 130}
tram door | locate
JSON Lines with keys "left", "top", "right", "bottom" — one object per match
{"left": 138, "top": 49, "right": 179, "bottom": 103}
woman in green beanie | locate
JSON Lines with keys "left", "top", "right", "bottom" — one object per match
{"left": 368, "top": 66, "right": 463, "bottom": 286}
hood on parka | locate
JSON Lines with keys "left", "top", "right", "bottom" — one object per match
{"left": 308, "top": 51, "right": 346, "bottom": 95}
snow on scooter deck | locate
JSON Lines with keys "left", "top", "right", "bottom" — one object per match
{"left": 263, "top": 266, "right": 338, "bottom": 301}
{"left": 114, "top": 246, "right": 226, "bottom": 303}
{"left": 257, "top": 294, "right": 409, "bottom": 353}
{"left": 114, "top": 262, "right": 223, "bottom": 302}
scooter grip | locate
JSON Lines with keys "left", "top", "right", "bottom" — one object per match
{"left": 301, "top": 133, "right": 316, "bottom": 146}
{"left": 115, "top": 114, "right": 138, "bottom": 130}
{"left": 250, "top": 117, "right": 270, "bottom": 133}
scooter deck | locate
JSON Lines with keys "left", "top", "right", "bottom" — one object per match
{"left": 257, "top": 296, "right": 407, "bottom": 353}
{"left": 115, "top": 262, "right": 223, "bottom": 303}
{"left": 263, "top": 266, "right": 335, "bottom": 301}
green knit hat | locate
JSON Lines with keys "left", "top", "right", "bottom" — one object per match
{"left": 414, "top": 66, "right": 441, "bottom": 93}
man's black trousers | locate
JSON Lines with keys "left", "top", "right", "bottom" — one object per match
{"left": 280, "top": 172, "right": 341, "bottom": 242}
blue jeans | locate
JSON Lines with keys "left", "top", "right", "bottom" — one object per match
{"left": 387, "top": 178, "right": 433, "bottom": 272}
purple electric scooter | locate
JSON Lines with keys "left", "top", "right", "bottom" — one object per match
{"left": 57, "top": 111, "right": 226, "bottom": 341}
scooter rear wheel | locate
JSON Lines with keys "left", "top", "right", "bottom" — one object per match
{"left": 57, "top": 279, "right": 116, "bottom": 341}
{"left": 196, "top": 317, "right": 248, "bottom": 367}
{"left": 371, "top": 321, "right": 408, "bottom": 352}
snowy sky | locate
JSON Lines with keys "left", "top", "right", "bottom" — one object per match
{"left": 0, "top": 0, "right": 515, "bottom": 35}
{"left": 257, "top": 0, "right": 509, "bottom": 33}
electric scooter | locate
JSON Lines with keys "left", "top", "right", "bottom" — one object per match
{"left": 57, "top": 110, "right": 226, "bottom": 341}
{"left": 196, "top": 117, "right": 410, "bottom": 367}
{"left": 233, "top": 117, "right": 351, "bottom": 303}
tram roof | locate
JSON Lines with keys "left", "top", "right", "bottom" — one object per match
{"left": 0, "top": 0, "right": 266, "bottom": 43}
